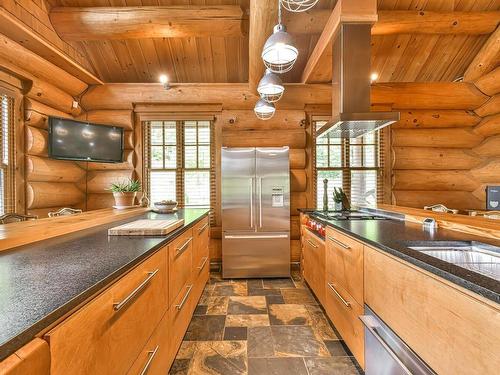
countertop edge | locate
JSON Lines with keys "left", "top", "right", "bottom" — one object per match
{"left": 0, "top": 210, "right": 209, "bottom": 361}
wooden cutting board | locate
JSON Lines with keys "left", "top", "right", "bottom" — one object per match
{"left": 108, "top": 219, "right": 185, "bottom": 236}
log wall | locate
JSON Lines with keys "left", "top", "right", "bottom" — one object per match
{"left": 372, "top": 81, "right": 499, "bottom": 210}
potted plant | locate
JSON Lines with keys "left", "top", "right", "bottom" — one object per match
{"left": 108, "top": 179, "right": 142, "bottom": 207}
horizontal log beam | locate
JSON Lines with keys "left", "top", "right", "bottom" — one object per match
{"left": 27, "top": 182, "right": 85, "bottom": 209}
{"left": 393, "top": 170, "right": 478, "bottom": 191}
{"left": 373, "top": 11, "right": 500, "bottom": 35}
{"left": 371, "top": 82, "right": 489, "bottom": 110}
{"left": 26, "top": 156, "right": 86, "bottom": 183}
{"left": 0, "top": 9, "right": 101, "bottom": 86}
{"left": 220, "top": 110, "right": 305, "bottom": 130}
{"left": 463, "top": 25, "right": 500, "bottom": 82}
{"left": 80, "top": 83, "right": 332, "bottom": 110}
{"left": 391, "top": 110, "right": 481, "bottom": 129}
{"left": 222, "top": 129, "right": 306, "bottom": 148}
{"left": 392, "top": 128, "right": 484, "bottom": 148}
{"left": 393, "top": 190, "right": 484, "bottom": 210}
{"left": 50, "top": 6, "right": 245, "bottom": 40}
{"left": 22, "top": 78, "right": 81, "bottom": 116}
{"left": 392, "top": 147, "right": 482, "bottom": 170}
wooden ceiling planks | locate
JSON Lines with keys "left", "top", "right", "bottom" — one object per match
{"left": 47, "top": 0, "right": 500, "bottom": 83}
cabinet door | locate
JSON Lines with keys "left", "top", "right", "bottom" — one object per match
{"left": 302, "top": 229, "right": 325, "bottom": 303}
{"left": 47, "top": 248, "right": 168, "bottom": 375}
{"left": 192, "top": 216, "right": 209, "bottom": 278}
{"left": 169, "top": 229, "right": 194, "bottom": 306}
{"left": 325, "top": 227, "right": 363, "bottom": 304}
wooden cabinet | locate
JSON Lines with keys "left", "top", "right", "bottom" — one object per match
{"left": 47, "top": 248, "right": 168, "bottom": 375}
{"left": 192, "top": 216, "right": 210, "bottom": 280}
{"left": 301, "top": 227, "right": 325, "bottom": 304}
{"left": 126, "top": 310, "right": 170, "bottom": 375}
{"left": 0, "top": 339, "right": 50, "bottom": 375}
{"left": 325, "top": 227, "right": 363, "bottom": 304}
{"left": 324, "top": 276, "right": 364, "bottom": 367}
{"left": 364, "top": 246, "right": 500, "bottom": 375}
{"left": 168, "top": 229, "right": 193, "bottom": 306}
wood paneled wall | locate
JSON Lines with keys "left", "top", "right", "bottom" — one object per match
{"left": 372, "top": 81, "right": 499, "bottom": 210}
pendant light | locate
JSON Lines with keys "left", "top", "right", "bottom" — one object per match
{"left": 261, "top": 2, "right": 298, "bottom": 74}
{"left": 280, "top": 0, "right": 319, "bottom": 12}
{"left": 254, "top": 99, "right": 276, "bottom": 120}
{"left": 257, "top": 69, "right": 285, "bottom": 103}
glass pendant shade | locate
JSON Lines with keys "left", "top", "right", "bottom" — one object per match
{"left": 254, "top": 99, "right": 276, "bottom": 120}
{"left": 262, "top": 24, "right": 298, "bottom": 74}
{"left": 257, "top": 70, "right": 285, "bottom": 103}
{"left": 280, "top": 0, "right": 319, "bottom": 12}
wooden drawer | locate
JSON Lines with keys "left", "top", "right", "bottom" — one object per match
{"left": 168, "top": 282, "right": 195, "bottom": 361}
{"left": 302, "top": 228, "right": 325, "bottom": 303}
{"left": 325, "top": 227, "right": 363, "bottom": 304}
{"left": 47, "top": 248, "right": 168, "bottom": 375}
{"left": 324, "top": 273, "right": 364, "bottom": 368}
{"left": 126, "top": 310, "right": 171, "bottom": 375}
{"left": 192, "top": 216, "right": 209, "bottom": 276}
{"left": 168, "top": 229, "right": 193, "bottom": 306}
{"left": 365, "top": 246, "right": 500, "bottom": 375}
{"left": 0, "top": 339, "right": 50, "bottom": 375}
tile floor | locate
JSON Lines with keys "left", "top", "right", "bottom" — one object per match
{"left": 169, "top": 268, "right": 363, "bottom": 375}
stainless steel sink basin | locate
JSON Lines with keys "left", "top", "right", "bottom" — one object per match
{"left": 404, "top": 241, "right": 500, "bottom": 281}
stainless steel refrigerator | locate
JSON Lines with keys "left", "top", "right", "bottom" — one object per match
{"left": 222, "top": 147, "right": 290, "bottom": 278}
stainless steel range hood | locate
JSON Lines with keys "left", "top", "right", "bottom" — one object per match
{"left": 317, "top": 23, "right": 399, "bottom": 138}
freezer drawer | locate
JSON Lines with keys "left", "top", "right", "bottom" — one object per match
{"left": 222, "top": 232, "right": 290, "bottom": 278}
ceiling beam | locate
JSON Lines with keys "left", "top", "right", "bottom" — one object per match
{"left": 373, "top": 11, "right": 500, "bottom": 35}
{"left": 49, "top": 6, "right": 245, "bottom": 41}
{"left": 463, "top": 25, "right": 500, "bottom": 82}
{"left": 248, "top": 0, "right": 279, "bottom": 92}
{"left": 301, "top": 0, "right": 377, "bottom": 84}
{"left": 80, "top": 83, "right": 332, "bottom": 110}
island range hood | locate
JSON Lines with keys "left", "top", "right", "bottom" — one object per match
{"left": 317, "top": 23, "right": 400, "bottom": 138}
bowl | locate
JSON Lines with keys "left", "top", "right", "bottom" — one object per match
{"left": 154, "top": 200, "right": 178, "bottom": 211}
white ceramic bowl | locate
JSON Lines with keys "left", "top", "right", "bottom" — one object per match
{"left": 154, "top": 201, "right": 178, "bottom": 211}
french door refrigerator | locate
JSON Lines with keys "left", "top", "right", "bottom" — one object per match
{"left": 222, "top": 147, "right": 290, "bottom": 278}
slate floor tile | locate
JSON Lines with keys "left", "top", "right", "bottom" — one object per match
{"left": 223, "top": 326, "right": 248, "bottom": 341}
{"left": 247, "top": 326, "right": 275, "bottom": 358}
{"left": 189, "top": 341, "right": 247, "bottom": 375}
{"left": 268, "top": 304, "right": 312, "bottom": 326}
{"left": 184, "top": 315, "right": 226, "bottom": 341}
{"left": 225, "top": 314, "right": 270, "bottom": 327}
{"left": 169, "top": 359, "right": 191, "bottom": 375}
{"left": 281, "top": 288, "right": 318, "bottom": 304}
{"left": 248, "top": 357, "right": 309, "bottom": 375}
{"left": 324, "top": 340, "right": 351, "bottom": 357}
{"left": 304, "top": 357, "right": 360, "bottom": 375}
{"left": 262, "top": 278, "right": 296, "bottom": 289}
{"left": 227, "top": 296, "right": 267, "bottom": 314}
{"left": 266, "top": 294, "right": 285, "bottom": 305}
{"left": 271, "top": 326, "right": 330, "bottom": 357}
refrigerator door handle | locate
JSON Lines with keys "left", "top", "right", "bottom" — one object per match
{"left": 224, "top": 234, "right": 289, "bottom": 239}
{"left": 258, "top": 177, "right": 263, "bottom": 228}
{"left": 249, "top": 177, "right": 254, "bottom": 228}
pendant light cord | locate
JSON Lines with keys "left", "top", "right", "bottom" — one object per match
{"left": 278, "top": 0, "right": 282, "bottom": 25}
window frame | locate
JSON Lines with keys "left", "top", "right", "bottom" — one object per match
{"left": 145, "top": 119, "right": 215, "bottom": 210}
{"left": 313, "top": 120, "right": 383, "bottom": 209}
{"left": 0, "top": 92, "right": 16, "bottom": 215}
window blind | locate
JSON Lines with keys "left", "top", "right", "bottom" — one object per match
{"left": 143, "top": 119, "right": 216, "bottom": 224}
{"left": 0, "top": 94, "right": 15, "bottom": 214}
{"left": 313, "top": 120, "right": 385, "bottom": 209}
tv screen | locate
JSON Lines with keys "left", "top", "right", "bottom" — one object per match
{"left": 48, "top": 117, "right": 124, "bottom": 163}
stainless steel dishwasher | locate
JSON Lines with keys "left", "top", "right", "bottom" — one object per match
{"left": 360, "top": 305, "right": 436, "bottom": 375}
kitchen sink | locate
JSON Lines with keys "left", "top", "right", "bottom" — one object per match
{"left": 404, "top": 241, "right": 500, "bottom": 281}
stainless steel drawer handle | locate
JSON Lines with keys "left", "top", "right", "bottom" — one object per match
{"left": 327, "top": 282, "right": 351, "bottom": 308}
{"left": 327, "top": 236, "right": 351, "bottom": 250}
{"left": 139, "top": 345, "right": 160, "bottom": 375}
{"left": 197, "top": 256, "right": 208, "bottom": 270}
{"left": 359, "top": 316, "right": 413, "bottom": 375}
{"left": 113, "top": 269, "right": 159, "bottom": 311}
{"left": 175, "top": 284, "right": 193, "bottom": 310}
{"left": 306, "top": 239, "right": 318, "bottom": 249}
{"left": 176, "top": 237, "right": 193, "bottom": 255}
{"left": 198, "top": 223, "right": 209, "bottom": 234}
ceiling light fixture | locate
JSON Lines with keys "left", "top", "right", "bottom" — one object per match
{"left": 159, "top": 74, "right": 170, "bottom": 90}
{"left": 257, "top": 69, "right": 285, "bottom": 103}
{"left": 254, "top": 99, "right": 276, "bottom": 120}
{"left": 262, "top": 2, "right": 298, "bottom": 74}
{"left": 280, "top": 0, "right": 319, "bottom": 12}
{"left": 370, "top": 72, "right": 379, "bottom": 83}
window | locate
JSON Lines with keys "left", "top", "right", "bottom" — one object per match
{"left": 146, "top": 120, "right": 213, "bottom": 209}
{"left": 0, "top": 94, "right": 15, "bottom": 215}
{"left": 314, "top": 121, "right": 382, "bottom": 209}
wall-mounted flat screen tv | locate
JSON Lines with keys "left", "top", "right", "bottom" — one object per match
{"left": 48, "top": 117, "right": 124, "bottom": 163}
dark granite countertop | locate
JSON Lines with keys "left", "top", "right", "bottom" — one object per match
{"left": 0, "top": 208, "right": 209, "bottom": 360}
{"left": 303, "top": 209, "right": 500, "bottom": 304}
